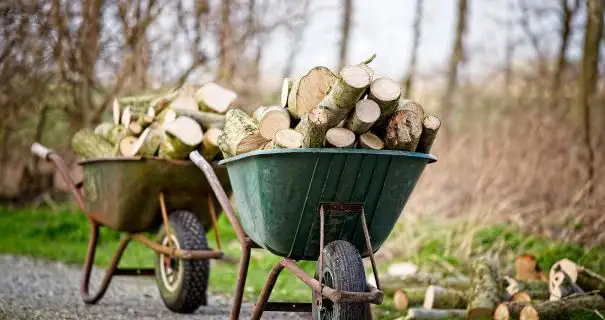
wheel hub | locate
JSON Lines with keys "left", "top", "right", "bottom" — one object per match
{"left": 159, "top": 234, "right": 183, "bottom": 292}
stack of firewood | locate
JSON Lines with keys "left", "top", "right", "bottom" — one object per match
{"left": 71, "top": 82, "right": 237, "bottom": 161}
{"left": 217, "top": 55, "right": 441, "bottom": 158}
{"left": 386, "top": 255, "right": 605, "bottom": 319}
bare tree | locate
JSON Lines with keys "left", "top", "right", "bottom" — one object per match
{"left": 402, "top": 0, "right": 424, "bottom": 98}
{"left": 551, "top": 0, "right": 581, "bottom": 102}
{"left": 338, "top": 0, "right": 353, "bottom": 71}
{"left": 441, "top": 0, "right": 469, "bottom": 144}
{"left": 282, "top": 0, "right": 312, "bottom": 79}
{"left": 577, "top": 0, "right": 603, "bottom": 196}
{"left": 217, "top": 0, "right": 236, "bottom": 83}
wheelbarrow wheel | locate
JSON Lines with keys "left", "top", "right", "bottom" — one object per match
{"left": 312, "top": 240, "right": 371, "bottom": 320}
{"left": 154, "top": 210, "right": 209, "bottom": 314}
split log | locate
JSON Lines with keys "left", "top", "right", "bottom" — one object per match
{"left": 158, "top": 116, "right": 204, "bottom": 159}
{"left": 113, "top": 99, "right": 121, "bottom": 125}
{"left": 358, "top": 132, "right": 384, "bottom": 150}
{"left": 281, "top": 78, "right": 295, "bottom": 108}
{"left": 201, "top": 128, "right": 222, "bottom": 161}
{"left": 515, "top": 254, "right": 547, "bottom": 282}
{"left": 93, "top": 122, "right": 114, "bottom": 139}
{"left": 550, "top": 258, "right": 605, "bottom": 294}
{"left": 196, "top": 82, "right": 238, "bottom": 113}
{"left": 325, "top": 128, "right": 356, "bottom": 148}
{"left": 404, "top": 308, "right": 466, "bottom": 320}
{"left": 146, "top": 106, "right": 156, "bottom": 119}
{"left": 394, "top": 288, "right": 426, "bottom": 310}
{"left": 345, "top": 99, "right": 380, "bottom": 134}
{"left": 121, "top": 106, "right": 132, "bottom": 127}
{"left": 287, "top": 66, "right": 336, "bottom": 119}
{"left": 398, "top": 99, "right": 425, "bottom": 118}
{"left": 294, "top": 106, "right": 329, "bottom": 148}
{"left": 383, "top": 109, "right": 423, "bottom": 151}
{"left": 130, "top": 128, "right": 162, "bottom": 156}
{"left": 494, "top": 301, "right": 533, "bottom": 320}
{"left": 119, "top": 136, "right": 138, "bottom": 156}
{"left": 218, "top": 109, "right": 268, "bottom": 158}
{"left": 368, "top": 77, "right": 401, "bottom": 126}
{"left": 415, "top": 115, "right": 441, "bottom": 154}
{"left": 128, "top": 122, "right": 142, "bottom": 136}
{"left": 173, "top": 108, "right": 226, "bottom": 129}
{"left": 505, "top": 276, "right": 550, "bottom": 301}
{"left": 549, "top": 271, "right": 584, "bottom": 301}
{"left": 71, "top": 128, "right": 116, "bottom": 158}
{"left": 157, "top": 108, "right": 177, "bottom": 127}
{"left": 423, "top": 285, "right": 467, "bottom": 310}
{"left": 253, "top": 106, "right": 291, "bottom": 140}
{"left": 467, "top": 256, "right": 503, "bottom": 318}
{"left": 520, "top": 292, "right": 605, "bottom": 320}
{"left": 272, "top": 129, "right": 303, "bottom": 149}
{"left": 169, "top": 94, "right": 198, "bottom": 111}
{"left": 317, "top": 64, "right": 372, "bottom": 126}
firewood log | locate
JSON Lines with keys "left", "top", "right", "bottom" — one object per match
{"left": 494, "top": 301, "right": 534, "bottom": 320}
{"left": 173, "top": 108, "right": 226, "bottom": 129}
{"left": 287, "top": 66, "right": 336, "bottom": 119}
{"left": 158, "top": 116, "right": 204, "bottom": 159}
{"left": 368, "top": 77, "right": 401, "bottom": 126}
{"left": 549, "top": 271, "right": 584, "bottom": 301}
{"left": 157, "top": 108, "right": 177, "bottom": 127}
{"left": 218, "top": 109, "right": 267, "bottom": 158}
{"left": 113, "top": 99, "right": 121, "bottom": 125}
{"left": 318, "top": 64, "right": 372, "bottom": 126}
{"left": 515, "top": 254, "right": 547, "bottom": 282}
{"left": 404, "top": 308, "right": 466, "bottom": 320}
{"left": 325, "top": 128, "right": 356, "bottom": 148}
{"left": 130, "top": 128, "right": 162, "bottom": 156}
{"left": 271, "top": 129, "right": 303, "bottom": 149}
{"left": 416, "top": 115, "right": 441, "bottom": 154}
{"left": 281, "top": 78, "right": 295, "bottom": 108}
{"left": 398, "top": 99, "right": 425, "bottom": 118}
{"left": 169, "top": 94, "right": 198, "bottom": 111}
{"left": 201, "top": 128, "right": 222, "bottom": 161}
{"left": 394, "top": 288, "right": 426, "bottom": 310}
{"left": 358, "top": 132, "right": 384, "bottom": 150}
{"left": 196, "top": 82, "right": 237, "bottom": 114}
{"left": 511, "top": 291, "right": 532, "bottom": 302}
{"left": 520, "top": 292, "right": 605, "bottom": 320}
{"left": 423, "top": 285, "right": 467, "bottom": 310}
{"left": 128, "top": 122, "right": 143, "bottom": 136}
{"left": 294, "top": 106, "right": 329, "bottom": 148}
{"left": 71, "top": 128, "right": 116, "bottom": 158}
{"left": 467, "top": 256, "right": 503, "bottom": 318}
{"left": 119, "top": 136, "right": 138, "bottom": 156}
{"left": 253, "top": 106, "right": 291, "bottom": 140}
{"left": 345, "top": 99, "right": 380, "bottom": 134}
{"left": 550, "top": 258, "right": 605, "bottom": 295}
{"left": 121, "top": 106, "right": 132, "bottom": 127}
{"left": 93, "top": 122, "right": 114, "bottom": 139}
{"left": 383, "top": 109, "right": 423, "bottom": 151}
{"left": 505, "top": 276, "right": 550, "bottom": 301}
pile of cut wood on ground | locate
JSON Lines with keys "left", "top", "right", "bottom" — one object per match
{"left": 71, "top": 82, "right": 237, "bottom": 161}
{"left": 385, "top": 255, "right": 605, "bottom": 319}
{"left": 217, "top": 54, "right": 441, "bottom": 158}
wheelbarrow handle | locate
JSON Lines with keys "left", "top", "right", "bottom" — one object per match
{"left": 31, "top": 142, "right": 54, "bottom": 160}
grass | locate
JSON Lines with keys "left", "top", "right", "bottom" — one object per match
{"left": 1, "top": 206, "right": 604, "bottom": 320}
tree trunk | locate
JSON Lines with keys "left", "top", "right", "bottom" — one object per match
{"left": 551, "top": 0, "right": 579, "bottom": 103}
{"left": 217, "top": 0, "right": 235, "bottom": 83}
{"left": 403, "top": 0, "right": 423, "bottom": 98}
{"left": 576, "top": 0, "right": 603, "bottom": 197}
{"left": 338, "top": 0, "right": 353, "bottom": 71}
{"left": 383, "top": 109, "right": 423, "bottom": 151}
{"left": 440, "top": 0, "right": 469, "bottom": 146}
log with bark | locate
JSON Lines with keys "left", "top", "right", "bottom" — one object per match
{"left": 382, "top": 109, "right": 423, "bottom": 151}
{"left": 494, "top": 301, "right": 533, "bottom": 320}
{"left": 467, "top": 256, "right": 503, "bottom": 318}
{"left": 423, "top": 285, "right": 467, "bottom": 310}
{"left": 158, "top": 116, "right": 204, "bottom": 159}
{"left": 404, "top": 308, "right": 466, "bottom": 320}
{"left": 173, "top": 108, "right": 226, "bottom": 129}
{"left": 415, "top": 115, "right": 441, "bottom": 154}
{"left": 520, "top": 292, "right": 605, "bottom": 320}
{"left": 549, "top": 270, "right": 584, "bottom": 301}
{"left": 130, "top": 128, "right": 163, "bottom": 156}
{"left": 287, "top": 66, "right": 336, "bottom": 119}
{"left": 71, "top": 128, "right": 116, "bottom": 159}
{"left": 550, "top": 258, "right": 605, "bottom": 295}
{"left": 119, "top": 136, "right": 138, "bottom": 156}
{"left": 345, "top": 99, "right": 380, "bottom": 134}
{"left": 294, "top": 106, "right": 329, "bottom": 148}
{"left": 515, "top": 254, "right": 547, "bottom": 282}
{"left": 511, "top": 291, "right": 532, "bottom": 302}
{"left": 505, "top": 276, "right": 550, "bottom": 301}
{"left": 368, "top": 77, "right": 402, "bottom": 126}
{"left": 169, "top": 94, "right": 199, "bottom": 111}
{"left": 113, "top": 99, "right": 121, "bottom": 125}
{"left": 271, "top": 129, "right": 303, "bottom": 149}
{"left": 196, "top": 82, "right": 238, "bottom": 113}
{"left": 358, "top": 132, "right": 384, "bottom": 150}
{"left": 325, "top": 128, "right": 356, "bottom": 148}
{"left": 398, "top": 99, "right": 425, "bottom": 118}
{"left": 218, "top": 109, "right": 268, "bottom": 158}
{"left": 394, "top": 288, "right": 426, "bottom": 310}
{"left": 201, "top": 128, "right": 222, "bottom": 161}
{"left": 253, "top": 106, "right": 291, "bottom": 140}
{"left": 121, "top": 106, "right": 132, "bottom": 127}
{"left": 379, "top": 276, "right": 471, "bottom": 295}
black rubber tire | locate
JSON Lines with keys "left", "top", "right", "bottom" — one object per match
{"left": 312, "top": 240, "right": 371, "bottom": 320}
{"left": 154, "top": 210, "right": 209, "bottom": 314}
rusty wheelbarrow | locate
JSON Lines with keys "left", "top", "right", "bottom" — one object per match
{"left": 30, "top": 142, "right": 234, "bottom": 314}
{"left": 189, "top": 147, "right": 437, "bottom": 320}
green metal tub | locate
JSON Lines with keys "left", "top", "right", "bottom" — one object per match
{"left": 79, "top": 157, "right": 232, "bottom": 233}
{"left": 219, "top": 148, "right": 436, "bottom": 261}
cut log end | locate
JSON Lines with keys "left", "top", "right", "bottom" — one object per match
{"left": 170, "top": 95, "right": 198, "bottom": 111}
{"left": 519, "top": 306, "right": 539, "bottom": 320}
{"left": 281, "top": 78, "right": 294, "bottom": 108}
{"left": 511, "top": 291, "right": 532, "bottom": 302}
{"left": 255, "top": 106, "right": 291, "bottom": 140}
{"left": 384, "top": 109, "right": 423, "bottom": 151}
{"left": 341, "top": 64, "right": 371, "bottom": 89}
{"left": 201, "top": 127, "right": 223, "bottom": 160}
{"left": 325, "top": 128, "right": 356, "bottom": 148}
{"left": 287, "top": 66, "right": 336, "bottom": 119}
{"left": 494, "top": 304, "right": 511, "bottom": 320}
{"left": 370, "top": 77, "right": 401, "bottom": 103}
{"left": 345, "top": 99, "right": 380, "bottom": 134}
{"left": 393, "top": 289, "right": 409, "bottom": 311}
{"left": 359, "top": 132, "right": 384, "bottom": 150}
{"left": 119, "top": 136, "right": 138, "bottom": 156}
{"left": 416, "top": 114, "right": 441, "bottom": 154}
{"left": 196, "top": 82, "right": 237, "bottom": 114}
{"left": 164, "top": 116, "right": 204, "bottom": 146}
{"left": 273, "top": 129, "right": 303, "bottom": 149}
{"left": 398, "top": 99, "right": 426, "bottom": 118}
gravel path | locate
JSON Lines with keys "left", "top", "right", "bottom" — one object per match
{"left": 0, "top": 255, "right": 311, "bottom": 320}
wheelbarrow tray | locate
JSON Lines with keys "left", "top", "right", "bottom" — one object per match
{"left": 78, "top": 156, "right": 231, "bottom": 233}
{"left": 219, "top": 148, "right": 436, "bottom": 261}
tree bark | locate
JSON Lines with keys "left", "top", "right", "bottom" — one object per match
{"left": 383, "top": 109, "right": 423, "bottom": 151}
{"left": 440, "top": 0, "right": 469, "bottom": 146}
{"left": 551, "top": 0, "right": 580, "bottom": 103}
{"left": 71, "top": 128, "right": 116, "bottom": 159}
{"left": 403, "top": 0, "right": 424, "bottom": 98}
{"left": 218, "top": 109, "right": 267, "bottom": 157}
{"left": 358, "top": 132, "right": 384, "bottom": 150}
{"left": 520, "top": 292, "right": 605, "bottom": 320}
{"left": 338, "top": 0, "right": 353, "bottom": 71}
{"left": 345, "top": 99, "right": 380, "bottom": 134}
{"left": 369, "top": 77, "right": 402, "bottom": 127}
{"left": 217, "top": 0, "right": 236, "bottom": 83}
{"left": 423, "top": 285, "right": 467, "bottom": 309}
{"left": 295, "top": 106, "right": 329, "bottom": 148}
{"left": 201, "top": 128, "right": 222, "bottom": 161}
{"left": 467, "top": 256, "right": 503, "bottom": 318}
{"left": 415, "top": 115, "right": 441, "bottom": 154}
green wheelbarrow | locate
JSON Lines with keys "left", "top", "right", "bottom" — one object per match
{"left": 189, "top": 147, "right": 437, "bottom": 320}
{"left": 30, "top": 143, "right": 233, "bottom": 314}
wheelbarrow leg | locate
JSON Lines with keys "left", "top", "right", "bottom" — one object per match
{"left": 80, "top": 222, "right": 132, "bottom": 304}
{"left": 230, "top": 239, "right": 253, "bottom": 320}
{"left": 250, "top": 259, "right": 285, "bottom": 320}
